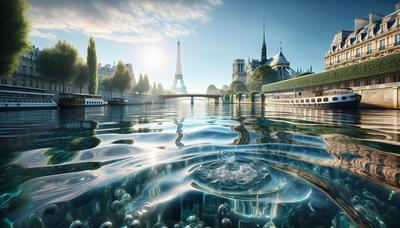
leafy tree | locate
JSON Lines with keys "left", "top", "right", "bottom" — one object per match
{"left": 206, "top": 84, "right": 219, "bottom": 94}
{"left": 87, "top": 37, "right": 98, "bottom": 94}
{"left": 111, "top": 61, "right": 132, "bottom": 96}
{"left": 134, "top": 74, "right": 145, "bottom": 94}
{"left": 150, "top": 82, "right": 157, "bottom": 95}
{"left": 229, "top": 80, "right": 248, "bottom": 93}
{"left": 36, "top": 40, "right": 80, "bottom": 91}
{"left": 247, "top": 65, "right": 279, "bottom": 92}
{"left": 102, "top": 77, "right": 113, "bottom": 91}
{"left": 143, "top": 74, "right": 150, "bottom": 94}
{"left": 74, "top": 62, "right": 89, "bottom": 93}
{"left": 0, "top": 0, "right": 30, "bottom": 77}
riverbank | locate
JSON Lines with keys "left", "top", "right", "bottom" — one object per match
{"left": 261, "top": 52, "right": 400, "bottom": 109}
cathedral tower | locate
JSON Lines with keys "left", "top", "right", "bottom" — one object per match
{"left": 260, "top": 20, "right": 267, "bottom": 64}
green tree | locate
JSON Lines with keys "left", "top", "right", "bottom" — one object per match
{"left": 111, "top": 61, "right": 132, "bottom": 96}
{"left": 229, "top": 80, "right": 248, "bottom": 93}
{"left": 247, "top": 65, "right": 279, "bottom": 92}
{"left": 150, "top": 82, "right": 157, "bottom": 95}
{"left": 87, "top": 37, "right": 98, "bottom": 94}
{"left": 206, "top": 84, "right": 219, "bottom": 94}
{"left": 143, "top": 74, "right": 150, "bottom": 94}
{"left": 134, "top": 74, "right": 145, "bottom": 95}
{"left": 0, "top": 0, "right": 30, "bottom": 77}
{"left": 74, "top": 62, "right": 89, "bottom": 93}
{"left": 36, "top": 40, "right": 80, "bottom": 91}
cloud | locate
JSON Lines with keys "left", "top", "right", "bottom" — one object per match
{"left": 28, "top": 0, "right": 222, "bottom": 42}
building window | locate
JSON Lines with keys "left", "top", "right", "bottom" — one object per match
{"left": 354, "top": 80, "right": 360, "bottom": 87}
{"left": 379, "top": 39, "right": 385, "bottom": 50}
{"left": 393, "top": 73, "right": 400, "bottom": 82}
{"left": 377, "top": 77, "right": 385, "bottom": 84}
{"left": 365, "top": 78, "right": 371, "bottom": 86}
{"left": 396, "top": 34, "right": 400, "bottom": 45}
{"left": 22, "top": 79, "right": 25, "bottom": 87}
{"left": 355, "top": 48, "right": 361, "bottom": 58}
{"left": 367, "top": 44, "right": 373, "bottom": 54}
{"left": 346, "top": 52, "right": 349, "bottom": 60}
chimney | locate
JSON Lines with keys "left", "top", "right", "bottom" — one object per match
{"left": 396, "top": 3, "right": 400, "bottom": 11}
{"left": 354, "top": 18, "right": 369, "bottom": 31}
{"left": 369, "top": 13, "right": 383, "bottom": 24}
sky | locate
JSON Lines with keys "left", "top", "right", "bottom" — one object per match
{"left": 28, "top": 0, "right": 399, "bottom": 93}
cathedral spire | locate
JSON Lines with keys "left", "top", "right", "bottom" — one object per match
{"left": 261, "top": 18, "right": 267, "bottom": 64}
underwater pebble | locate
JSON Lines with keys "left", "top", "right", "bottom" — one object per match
{"left": 69, "top": 220, "right": 82, "bottom": 228}
{"left": 128, "top": 219, "right": 140, "bottom": 228}
{"left": 124, "top": 214, "right": 134, "bottom": 225}
{"left": 221, "top": 218, "right": 232, "bottom": 227}
{"left": 111, "top": 200, "right": 123, "bottom": 211}
{"left": 100, "top": 221, "right": 112, "bottom": 228}
{"left": 186, "top": 215, "right": 198, "bottom": 224}
{"left": 114, "top": 188, "right": 126, "bottom": 198}
{"left": 121, "top": 193, "right": 132, "bottom": 203}
{"left": 218, "top": 203, "right": 230, "bottom": 217}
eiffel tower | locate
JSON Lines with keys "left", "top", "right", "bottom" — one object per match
{"left": 172, "top": 41, "right": 187, "bottom": 94}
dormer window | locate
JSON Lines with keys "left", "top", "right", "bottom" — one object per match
{"left": 381, "top": 23, "right": 387, "bottom": 32}
{"left": 368, "top": 30, "right": 373, "bottom": 38}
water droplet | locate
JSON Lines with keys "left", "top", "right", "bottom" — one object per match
{"left": 219, "top": 151, "right": 239, "bottom": 171}
{"left": 218, "top": 204, "right": 230, "bottom": 217}
{"left": 100, "top": 221, "right": 112, "bottom": 228}
{"left": 69, "top": 220, "right": 82, "bottom": 228}
{"left": 221, "top": 218, "right": 232, "bottom": 228}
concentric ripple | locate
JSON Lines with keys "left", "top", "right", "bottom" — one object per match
{"left": 191, "top": 150, "right": 311, "bottom": 202}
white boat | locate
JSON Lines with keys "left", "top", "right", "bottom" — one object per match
{"left": 0, "top": 86, "right": 57, "bottom": 110}
{"left": 264, "top": 88, "right": 361, "bottom": 109}
{"left": 59, "top": 92, "right": 107, "bottom": 106}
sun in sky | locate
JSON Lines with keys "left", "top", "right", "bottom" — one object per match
{"left": 141, "top": 45, "right": 167, "bottom": 71}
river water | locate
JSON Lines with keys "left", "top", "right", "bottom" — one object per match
{"left": 0, "top": 100, "right": 399, "bottom": 228}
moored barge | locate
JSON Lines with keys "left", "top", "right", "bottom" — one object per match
{"left": 264, "top": 88, "right": 361, "bottom": 108}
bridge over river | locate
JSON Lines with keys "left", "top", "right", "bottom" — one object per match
{"left": 160, "top": 94, "right": 221, "bottom": 104}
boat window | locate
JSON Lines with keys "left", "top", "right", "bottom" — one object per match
{"left": 295, "top": 100, "right": 299, "bottom": 103}
{"left": 332, "top": 97, "right": 338, "bottom": 101}
{"left": 323, "top": 98, "right": 329, "bottom": 102}
{"left": 305, "top": 99, "right": 309, "bottom": 103}
{"left": 300, "top": 99, "right": 304, "bottom": 103}
{"left": 311, "top": 99, "right": 315, "bottom": 102}
{"left": 341, "top": 96, "right": 347, "bottom": 100}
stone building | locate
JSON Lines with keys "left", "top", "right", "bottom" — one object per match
{"left": 232, "top": 59, "right": 246, "bottom": 82}
{"left": 325, "top": 3, "right": 400, "bottom": 70}
{"left": 245, "top": 23, "right": 298, "bottom": 83}
{"left": 0, "top": 45, "right": 77, "bottom": 93}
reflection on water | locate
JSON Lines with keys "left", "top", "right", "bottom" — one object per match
{"left": 0, "top": 100, "right": 400, "bottom": 227}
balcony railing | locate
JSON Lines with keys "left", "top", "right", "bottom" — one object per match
{"left": 366, "top": 50, "right": 372, "bottom": 54}
{"left": 379, "top": 46, "right": 386, "bottom": 51}
{"left": 355, "top": 53, "right": 361, "bottom": 58}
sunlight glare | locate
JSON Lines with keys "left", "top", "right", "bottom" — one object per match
{"left": 142, "top": 46, "right": 166, "bottom": 70}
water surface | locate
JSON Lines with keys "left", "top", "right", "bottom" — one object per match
{"left": 0, "top": 100, "right": 399, "bottom": 228}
